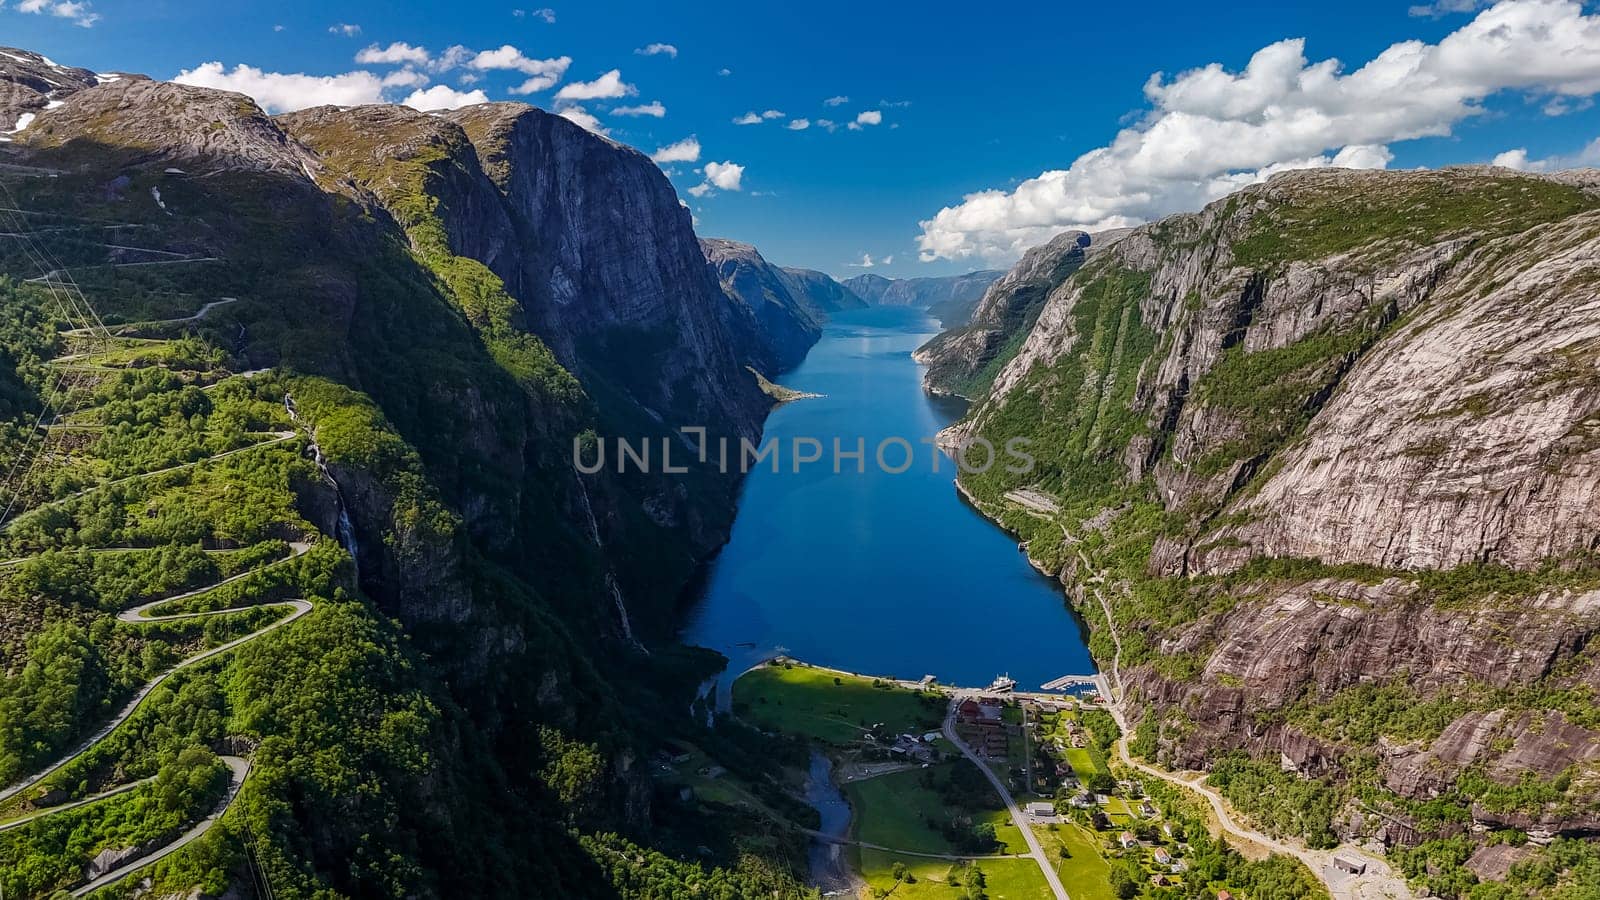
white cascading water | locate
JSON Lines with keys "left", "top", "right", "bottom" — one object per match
{"left": 284, "top": 395, "right": 360, "bottom": 574}
{"left": 575, "top": 472, "right": 647, "bottom": 654}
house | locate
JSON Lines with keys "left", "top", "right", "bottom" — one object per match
{"left": 1141, "top": 801, "right": 1158, "bottom": 817}
{"left": 1026, "top": 801, "right": 1056, "bottom": 820}
{"left": 1153, "top": 848, "right": 1173, "bottom": 866}
{"left": 1334, "top": 855, "right": 1368, "bottom": 875}
{"left": 922, "top": 731, "right": 941, "bottom": 743}
{"left": 1069, "top": 792, "right": 1095, "bottom": 808}
{"left": 1119, "top": 832, "right": 1138, "bottom": 849}
{"left": 1216, "top": 892, "right": 1234, "bottom": 900}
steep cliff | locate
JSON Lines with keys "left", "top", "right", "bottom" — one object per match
{"left": 915, "top": 229, "right": 1128, "bottom": 398}
{"left": 0, "top": 47, "right": 810, "bottom": 900}
{"left": 700, "top": 237, "right": 823, "bottom": 372}
{"left": 777, "top": 264, "right": 868, "bottom": 316}
{"left": 948, "top": 166, "right": 1600, "bottom": 868}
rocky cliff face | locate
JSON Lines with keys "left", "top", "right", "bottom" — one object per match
{"left": 915, "top": 229, "right": 1128, "bottom": 398}
{"left": 948, "top": 166, "right": 1600, "bottom": 853}
{"left": 776, "top": 264, "right": 868, "bottom": 316}
{"left": 842, "top": 269, "right": 1003, "bottom": 321}
{"left": 700, "top": 237, "right": 823, "bottom": 373}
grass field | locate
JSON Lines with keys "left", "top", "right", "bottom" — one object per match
{"left": 858, "top": 849, "right": 1053, "bottom": 899}
{"left": 1064, "top": 747, "right": 1103, "bottom": 780}
{"left": 845, "top": 763, "right": 1032, "bottom": 856}
{"left": 1036, "top": 823, "right": 1116, "bottom": 900}
{"left": 732, "top": 661, "right": 944, "bottom": 744}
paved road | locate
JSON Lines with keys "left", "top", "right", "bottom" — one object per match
{"left": 0, "top": 543, "right": 312, "bottom": 804}
{"left": 942, "top": 699, "right": 1070, "bottom": 900}
{"left": 70, "top": 756, "right": 251, "bottom": 897}
{"left": 0, "top": 777, "right": 152, "bottom": 833}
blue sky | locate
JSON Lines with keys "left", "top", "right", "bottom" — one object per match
{"left": 5, "top": 0, "right": 1600, "bottom": 277}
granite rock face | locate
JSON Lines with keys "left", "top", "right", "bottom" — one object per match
{"left": 950, "top": 165, "right": 1600, "bottom": 844}
{"left": 915, "top": 229, "right": 1128, "bottom": 398}
{"left": 700, "top": 236, "right": 823, "bottom": 373}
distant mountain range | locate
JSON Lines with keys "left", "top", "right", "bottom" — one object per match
{"left": 842, "top": 270, "right": 1004, "bottom": 324}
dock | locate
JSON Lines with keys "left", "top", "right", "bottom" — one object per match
{"left": 1040, "top": 674, "right": 1098, "bottom": 691}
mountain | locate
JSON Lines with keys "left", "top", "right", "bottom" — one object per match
{"left": 945, "top": 165, "right": 1600, "bottom": 881}
{"left": 775, "top": 265, "right": 868, "bottom": 317}
{"left": 914, "top": 229, "right": 1129, "bottom": 398}
{"left": 841, "top": 270, "right": 1004, "bottom": 322}
{"left": 0, "top": 47, "right": 816, "bottom": 899}
{"left": 700, "top": 238, "right": 823, "bottom": 372}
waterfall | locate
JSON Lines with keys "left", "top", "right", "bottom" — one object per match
{"left": 575, "top": 471, "right": 647, "bottom": 655}
{"left": 285, "top": 395, "right": 360, "bottom": 574}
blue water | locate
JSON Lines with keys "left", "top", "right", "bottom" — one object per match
{"left": 681, "top": 306, "right": 1094, "bottom": 693}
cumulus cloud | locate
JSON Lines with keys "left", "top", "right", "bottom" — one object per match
{"left": 555, "top": 69, "right": 636, "bottom": 100}
{"left": 917, "top": 0, "right": 1600, "bottom": 263}
{"left": 688, "top": 161, "right": 745, "bottom": 196}
{"left": 847, "top": 253, "right": 876, "bottom": 268}
{"left": 788, "top": 118, "right": 810, "bottom": 130}
{"left": 403, "top": 84, "right": 488, "bottom": 110}
{"left": 14, "top": 0, "right": 99, "bottom": 26}
{"left": 356, "top": 42, "right": 430, "bottom": 65}
{"left": 815, "top": 118, "right": 839, "bottom": 132}
{"left": 847, "top": 109, "right": 883, "bottom": 130}
{"left": 174, "top": 62, "right": 390, "bottom": 113}
{"left": 651, "top": 136, "right": 701, "bottom": 163}
{"left": 733, "top": 109, "right": 784, "bottom": 125}
{"left": 558, "top": 105, "right": 608, "bottom": 136}
{"left": 1492, "top": 137, "right": 1600, "bottom": 171}
{"left": 329, "top": 23, "right": 362, "bottom": 36}
{"left": 469, "top": 45, "right": 572, "bottom": 93}
{"left": 717, "top": 67, "right": 732, "bottom": 76}
{"left": 614, "top": 101, "right": 666, "bottom": 117}
{"left": 635, "top": 43, "right": 678, "bottom": 58}
{"left": 380, "top": 69, "right": 430, "bottom": 88}
{"left": 823, "top": 95, "right": 849, "bottom": 106}
{"left": 704, "top": 161, "right": 744, "bottom": 190}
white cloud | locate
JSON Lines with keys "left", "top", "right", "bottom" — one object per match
{"left": 918, "top": 0, "right": 1600, "bottom": 263}
{"left": 513, "top": 7, "right": 556, "bottom": 22}
{"left": 703, "top": 160, "right": 744, "bottom": 190}
{"left": 357, "top": 42, "right": 430, "bottom": 65}
{"left": 847, "top": 253, "right": 876, "bottom": 268}
{"left": 614, "top": 101, "right": 666, "bottom": 117}
{"left": 555, "top": 69, "right": 636, "bottom": 100}
{"left": 823, "top": 95, "right": 849, "bottom": 106}
{"left": 879, "top": 99, "right": 912, "bottom": 108}
{"left": 274, "top": 24, "right": 286, "bottom": 32}
{"left": 651, "top": 136, "right": 701, "bottom": 163}
{"left": 174, "top": 62, "right": 389, "bottom": 113}
{"left": 1409, "top": 0, "right": 1488, "bottom": 16}
{"left": 403, "top": 84, "right": 488, "bottom": 110}
{"left": 381, "top": 69, "right": 430, "bottom": 88}
{"left": 1492, "top": 137, "right": 1600, "bottom": 171}
{"left": 847, "top": 109, "right": 883, "bottom": 130}
{"left": 558, "top": 105, "right": 608, "bottom": 136}
{"left": 733, "top": 109, "right": 783, "bottom": 125}
{"left": 788, "top": 118, "right": 810, "bottom": 130}
{"left": 717, "top": 67, "right": 732, "bottom": 76}
{"left": 329, "top": 23, "right": 362, "bottom": 37}
{"left": 13, "top": 0, "right": 98, "bottom": 26}
{"left": 687, "top": 183, "right": 712, "bottom": 197}
{"left": 467, "top": 45, "right": 572, "bottom": 93}
{"left": 815, "top": 118, "right": 838, "bottom": 132}
{"left": 635, "top": 43, "right": 678, "bottom": 58}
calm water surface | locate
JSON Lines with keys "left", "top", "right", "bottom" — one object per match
{"left": 681, "top": 306, "right": 1094, "bottom": 693}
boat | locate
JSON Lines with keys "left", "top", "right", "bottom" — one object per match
{"left": 987, "top": 674, "right": 1017, "bottom": 693}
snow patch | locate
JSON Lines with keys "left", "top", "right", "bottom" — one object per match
{"left": 45, "top": 100, "right": 65, "bottom": 110}
{"left": 4, "top": 113, "right": 37, "bottom": 135}
{"left": 94, "top": 73, "right": 122, "bottom": 84}
{"left": 0, "top": 52, "right": 29, "bottom": 64}
{"left": 150, "top": 187, "right": 167, "bottom": 211}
